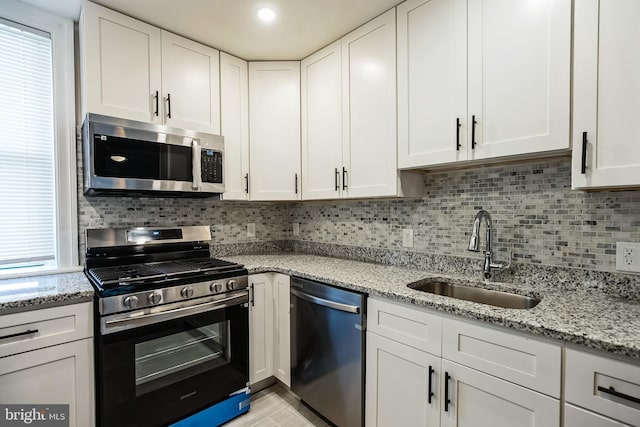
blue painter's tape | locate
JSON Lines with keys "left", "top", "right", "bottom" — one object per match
{"left": 169, "top": 389, "right": 250, "bottom": 427}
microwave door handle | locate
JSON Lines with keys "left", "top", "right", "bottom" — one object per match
{"left": 192, "top": 139, "right": 201, "bottom": 190}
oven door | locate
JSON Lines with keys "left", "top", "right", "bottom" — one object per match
{"left": 96, "top": 292, "right": 249, "bottom": 427}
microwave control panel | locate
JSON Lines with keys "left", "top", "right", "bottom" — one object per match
{"left": 201, "top": 149, "right": 222, "bottom": 183}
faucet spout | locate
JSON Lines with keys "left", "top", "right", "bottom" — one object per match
{"left": 467, "top": 210, "right": 509, "bottom": 280}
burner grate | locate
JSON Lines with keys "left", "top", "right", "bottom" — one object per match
{"left": 89, "top": 264, "right": 165, "bottom": 286}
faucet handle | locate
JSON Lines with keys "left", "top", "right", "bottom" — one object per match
{"left": 490, "top": 250, "right": 512, "bottom": 270}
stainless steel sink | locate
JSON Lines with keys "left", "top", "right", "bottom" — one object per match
{"left": 407, "top": 278, "right": 540, "bottom": 309}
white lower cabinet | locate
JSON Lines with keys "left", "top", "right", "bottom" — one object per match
{"left": 365, "top": 297, "right": 560, "bottom": 427}
{"left": 0, "top": 303, "right": 94, "bottom": 427}
{"left": 366, "top": 332, "right": 441, "bottom": 427}
{"left": 564, "top": 404, "right": 633, "bottom": 427}
{"left": 249, "top": 273, "right": 274, "bottom": 384}
{"left": 564, "top": 347, "right": 640, "bottom": 426}
{"left": 272, "top": 273, "right": 291, "bottom": 387}
{"left": 440, "top": 360, "right": 559, "bottom": 427}
{"left": 0, "top": 339, "right": 94, "bottom": 427}
{"left": 249, "top": 273, "right": 290, "bottom": 387}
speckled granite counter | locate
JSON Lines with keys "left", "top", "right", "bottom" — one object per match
{"left": 0, "top": 272, "right": 94, "bottom": 314}
{"left": 221, "top": 254, "right": 640, "bottom": 360}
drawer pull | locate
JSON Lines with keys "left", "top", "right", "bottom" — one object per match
{"left": 597, "top": 385, "right": 640, "bottom": 405}
{"left": 0, "top": 329, "right": 38, "bottom": 341}
{"left": 428, "top": 365, "right": 435, "bottom": 404}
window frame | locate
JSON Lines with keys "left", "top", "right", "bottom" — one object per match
{"left": 0, "top": 0, "right": 78, "bottom": 277}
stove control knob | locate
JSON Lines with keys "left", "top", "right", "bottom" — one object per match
{"left": 180, "top": 287, "right": 194, "bottom": 299}
{"left": 210, "top": 282, "right": 222, "bottom": 293}
{"left": 123, "top": 295, "right": 138, "bottom": 309}
{"left": 147, "top": 292, "right": 162, "bottom": 305}
{"left": 227, "top": 280, "right": 237, "bottom": 291}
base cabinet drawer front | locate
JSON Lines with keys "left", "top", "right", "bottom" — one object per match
{"left": 0, "top": 339, "right": 95, "bottom": 427}
{"left": 368, "top": 297, "right": 442, "bottom": 356}
{"left": 440, "top": 360, "right": 560, "bottom": 427}
{"left": 366, "top": 332, "right": 441, "bottom": 427}
{"left": 565, "top": 404, "right": 633, "bottom": 427}
{"left": 442, "top": 317, "right": 560, "bottom": 397}
{"left": 0, "top": 303, "right": 93, "bottom": 358}
{"left": 565, "top": 348, "right": 640, "bottom": 426}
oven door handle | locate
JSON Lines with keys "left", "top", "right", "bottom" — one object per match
{"left": 103, "top": 293, "right": 247, "bottom": 334}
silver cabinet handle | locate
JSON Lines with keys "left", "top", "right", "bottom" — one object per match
{"left": 290, "top": 288, "right": 359, "bottom": 313}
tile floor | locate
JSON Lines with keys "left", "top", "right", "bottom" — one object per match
{"left": 224, "top": 383, "right": 331, "bottom": 427}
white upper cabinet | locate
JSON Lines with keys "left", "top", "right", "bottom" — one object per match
{"left": 342, "top": 9, "right": 400, "bottom": 198}
{"left": 398, "top": 0, "right": 467, "bottom": 168}
{"left": 81, "top": 2, "right": 220, "bottom": 133}
{"left": 161, "top": 31, "right": 220, "bottom": 134}
{"left": 220, "top": 52, "right": 250, "bottom": 200}
{"left": 248, "top": 62, "right": 301, "bottom": 201}
{"left": 398, "top": 0, "right": 571, "bottom": 168}
{"left": 467, "top": 0, "right": 570, "bottom": 160}
{"left": 81, "top": 2, "right": 161, "bottom": 124}
{"left": 301, "top": 41, "right": 343, "bottom": 200}
{"left": 572, "top": 0, "right": 640, "bottom": 189}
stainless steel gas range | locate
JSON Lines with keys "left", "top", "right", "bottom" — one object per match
{"left": 84, "top": 226, "right": 250, "bottom": 427}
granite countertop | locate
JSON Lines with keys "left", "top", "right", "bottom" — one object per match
{"left": 0, "top": 271, "right": 94, "bottom": 314}
{"left": 221, "top": 254, "right": 640, "bottom": 360}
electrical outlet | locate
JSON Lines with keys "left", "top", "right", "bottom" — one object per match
{"left": 616, "top": 242, "right": 640, "bottom": 272}
{"left": 293, "top": 222, "right": 300, "bottom": 236}
{"left": 246, "top": 223, "right": 256, "bottom": 238}
{"left": 402, "top": 229, "right": 414, "bottom": 248}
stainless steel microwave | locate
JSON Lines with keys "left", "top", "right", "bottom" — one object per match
{"left": 82, "top": 114, "right": 224, "bottom": 197}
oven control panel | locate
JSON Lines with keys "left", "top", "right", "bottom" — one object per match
{"left": 99, "top": 275, "right": 248, "bottom": 316}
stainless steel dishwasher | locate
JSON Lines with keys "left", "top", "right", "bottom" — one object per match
{"left": 290, "top": 277, "right": 366, "bottom": 427}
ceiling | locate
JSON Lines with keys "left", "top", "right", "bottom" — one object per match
{"left": 20, "top": 0, "right": 403, "bottom": 60}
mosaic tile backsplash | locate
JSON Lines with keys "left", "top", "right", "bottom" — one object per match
{"left": 288, "top": 157, "right": 640, "bottom": 273}
{"left": 77, "top": 129, "right": 639, "bottom": 276}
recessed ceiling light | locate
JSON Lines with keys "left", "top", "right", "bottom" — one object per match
{"left": 257, "top": 7, "right": 276, "bottom": 23}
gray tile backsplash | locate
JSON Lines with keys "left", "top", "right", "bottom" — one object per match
{"left": 76, "top": 129, "right": 639, "bottom": 276}
{"left": 289, "top": 158, "right": 640, "bottom": 273}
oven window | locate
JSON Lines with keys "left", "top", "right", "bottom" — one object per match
{"left": 134, "top": 321, "right": 229, "bottom": 396}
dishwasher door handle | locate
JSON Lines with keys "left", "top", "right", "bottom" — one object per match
{"left": 291, "top": 288, "right": 360, "bottom": 314}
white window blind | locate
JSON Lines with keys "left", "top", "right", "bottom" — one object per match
{"left": 0, "top": 18, "right": 56, "bottom": 268}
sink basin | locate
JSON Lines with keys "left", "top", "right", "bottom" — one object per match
{"left": 407, "top": 278, "right": 540, "bottom": 309}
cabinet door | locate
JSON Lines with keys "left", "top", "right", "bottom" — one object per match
{"left": 249, "top": 274, "right": 273, "bottom": 384}
{"left": 272, "top": 273, "right": 291, "bottom": 387}
{"left": 301, "top": 41, "right": 343, "bottom": 200}
{"left": 572, "top": 0, "right": 640, "bottom": 189}
{"left": 81, "top": 1, "right": 161, "bottom": 123}
{"left": 440, "top": 360, "right": 560, "bottom": 427}
{"left": 467, "top": 0, "right": 570, "bottom": 160}
{"left": 0, "top": 339, "right": 94, "bottom": 427}
{"left": 161, "top": 31, "right": 220, "bottom": 134}
{"left": 220, "top": 52, "right": 249, "bottom": 200}
{"left": 342, "top": 9, "right": 398, "bottom": 198}
{"left": 248, "top": 62, "right": 301, "bottom": 201}
{"left": 366, "top": 332, "right": 441, "bottom": 427}
{"left": 397, "top": 0, "right": 467, "bottom": 168}
{"left": 565, "top": 404, "right": 632, "bottom": 427}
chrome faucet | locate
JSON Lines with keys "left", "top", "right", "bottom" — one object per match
{"left": 467, "top": 210, "right": 511, "bottom": 280}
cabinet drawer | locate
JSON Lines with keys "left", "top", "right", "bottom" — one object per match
{"left": 442, "top": 317, "right": 561, "bottom": 397}
{"left": 565, "top": 347, "right": 640, "bottom": 426}
{"left": 565, "top": 403, "right": 632, "bottom": 427}
{"left": 0, "top": 302, "right": 93, "bottom": 358}
{"left": 367, "top": 297, "right": 442, "bottom": 356}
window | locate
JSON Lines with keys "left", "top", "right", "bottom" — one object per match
{"left": 0, "top": 1, "right": 77, "bottom": 277}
